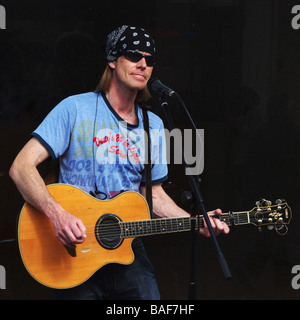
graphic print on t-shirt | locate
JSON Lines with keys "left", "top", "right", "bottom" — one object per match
{"left": 93, "top": 127, "right": 141, "bottom": 165}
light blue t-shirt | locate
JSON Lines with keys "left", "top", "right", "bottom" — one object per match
{"left": 33, "top": 91, "right": 168, "bottom": 199}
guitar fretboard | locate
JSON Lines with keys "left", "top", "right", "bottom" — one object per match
{"left": 121, "top": 211, "right": 251, "bottom": 238}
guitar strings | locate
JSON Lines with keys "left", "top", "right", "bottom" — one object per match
{"left": 85, "top": 208, "right": 278, "bottom": 235}
{"left": 83, "top": 220, "right": 193, "bottom": 237}
{"left": 60, "top": 206, "right": 286, "bottom": 240}
{"left": 82, "top": 217, "right": 196, "bottom": 238}
{"left": 80, "top": 211, "right": 254, "bottom": 238}
{"left": 82, "top": 212, "right": 251, "bottom": 233}
{"left": 81, "top": 211, "right": 251, "bottom": 231}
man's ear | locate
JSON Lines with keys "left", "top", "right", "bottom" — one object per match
{"left": 108, "top": 61, "right": 116, "bottom": 70}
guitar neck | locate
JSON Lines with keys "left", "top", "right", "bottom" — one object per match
{"left": 121, "top": 211, "right": 250, "bottom": 238}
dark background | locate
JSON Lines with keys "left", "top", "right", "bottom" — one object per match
{"left": 0, "top": 0, "right": 300, "bottom": 300}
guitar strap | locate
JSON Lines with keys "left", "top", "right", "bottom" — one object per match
{"left": 142, "top": 107, "right": 153, "bottom": 217}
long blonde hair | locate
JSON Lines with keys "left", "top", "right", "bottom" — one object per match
{"left": 95, "top": 65, "right": 151, "bottom": 103}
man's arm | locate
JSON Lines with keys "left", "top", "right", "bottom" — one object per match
{"left": 9, "top": 137, "right": 86, "bottom": 248}
{"left": 140, "top": 184, "right": 229, "bottom": 237}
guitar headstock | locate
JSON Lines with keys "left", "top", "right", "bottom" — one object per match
{"left": 249, "top": 199, "right": 292, "bottom": 235}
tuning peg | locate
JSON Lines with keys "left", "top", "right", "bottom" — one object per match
{"left": 261, "top": 199, "right": 272, "bottom": 206}
{"left": 257, "top": 219, "right": 263, "bottom": 232}
{"left": 256, "top": 198, "right": 265, "bottom": 207}
{"left": 275, "top": 199, "right": 286, "bottom": 204}
{"left": 256, "top": 199, "right": 272, "bottom": 207}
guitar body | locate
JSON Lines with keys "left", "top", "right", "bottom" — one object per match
{"left": 18, "top": 184, "right": 150, "bottom": 289}
{"left": 18, "top": 183, "right": 292, "bottom": 289}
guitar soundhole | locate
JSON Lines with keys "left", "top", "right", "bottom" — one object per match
{"left": 95, "top": 214, "right": 123, "bottom": 250}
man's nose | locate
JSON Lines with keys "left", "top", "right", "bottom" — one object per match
{"left": 136, "top": 57, "right": 147, "bottom": 68}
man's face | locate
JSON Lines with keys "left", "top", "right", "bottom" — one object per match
{"left": 109, "top": 51, "right": 154, "bottom": 92}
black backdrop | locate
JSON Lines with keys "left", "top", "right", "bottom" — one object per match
{"left": 0, "top": 0, "right": 300, "bottom": 300}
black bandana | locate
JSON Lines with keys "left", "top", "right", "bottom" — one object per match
{"left": 106, "top": 25, "right": 156, "bottom": 62}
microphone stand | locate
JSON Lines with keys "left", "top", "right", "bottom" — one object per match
{"left": 158, "top": 92, "right": 231, "bottom": 300}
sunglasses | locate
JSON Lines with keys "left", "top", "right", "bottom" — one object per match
{"left": 123, "top": 50, "right": 156, "bottom": 67}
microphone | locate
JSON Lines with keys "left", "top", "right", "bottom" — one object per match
{"left": 148, "top": 78, "right": 176, "bottom": 97}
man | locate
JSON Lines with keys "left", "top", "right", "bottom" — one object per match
{"left": 9, "top": 25, "right": 229, "bottom": 300}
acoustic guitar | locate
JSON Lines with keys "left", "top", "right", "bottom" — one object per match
{"left": 17, "top": 183, "right": 292, "bottom": 289}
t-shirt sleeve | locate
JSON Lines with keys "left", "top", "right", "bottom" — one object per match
{"left": 31, "top": 97, "right": 77, "bottom": 160}
{"left": 141, "top": 115, "right": 168, "bottom": 186}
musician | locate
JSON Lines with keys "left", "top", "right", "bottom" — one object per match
{"left": 9, "top": 25, "right": 229, "bottom": 300}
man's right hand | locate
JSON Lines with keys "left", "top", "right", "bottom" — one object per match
{"left": 50, "top": 210, "right": 87, "bottom": 248}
